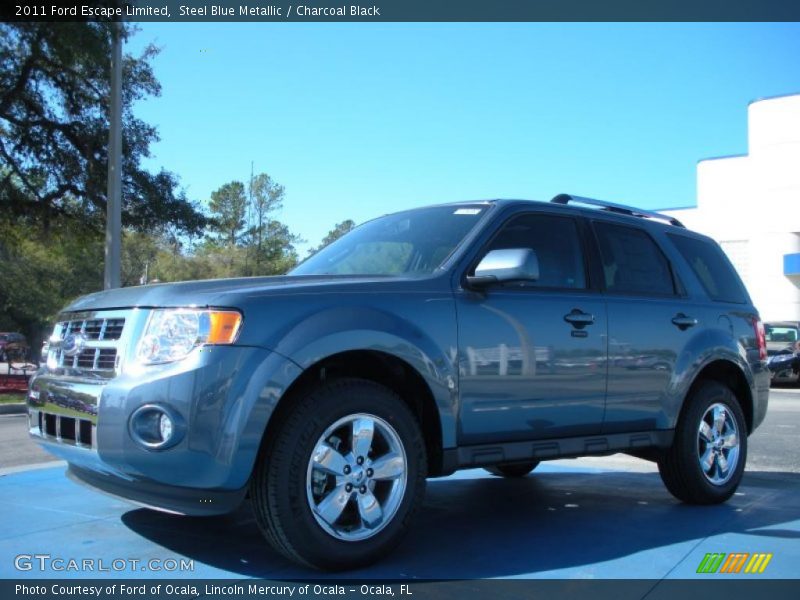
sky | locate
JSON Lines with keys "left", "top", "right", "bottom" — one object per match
{"left": 127, "top": 23, "right": 800, "bottom": 254}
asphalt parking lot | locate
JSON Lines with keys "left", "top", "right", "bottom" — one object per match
{"left": 0, "top": 389, "right": 798, "bottom": 582}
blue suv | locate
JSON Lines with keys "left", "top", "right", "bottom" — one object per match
{"left": 29, "top": 195, "right": 770, "bottom": 570}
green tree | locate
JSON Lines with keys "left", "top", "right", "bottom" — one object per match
{"left": 121, "top": 230, "right": 160, "bottom": 286}
{"left": 248, "top": 172, "right": 285, "bottom": 268}
{"left": 309, "top": 219, "right": 356, "bottom": 255}
{"left": 246, "top": 219, "right": 301, "bottom": 275}
{"left": 208, "top": 181, "right": 247, "bottom": 246}
{"left": 0, "top": 22, "right": 206, "bottom": 235}
{"left": 0, "top": 215, "right": 103, "bottom": 351}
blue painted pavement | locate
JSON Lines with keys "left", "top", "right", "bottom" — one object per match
{"left": 0, "top": 461, "right": 798, "bottom": 580}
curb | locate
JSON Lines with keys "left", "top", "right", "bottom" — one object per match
{"left": 0, "top": 403, "right": 26, "bottom": 415}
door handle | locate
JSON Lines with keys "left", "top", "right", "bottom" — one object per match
{"left": 671, "top": 313, "right": 698, "bottom": 330}
{"left": 564, "top": 309, "right": 595, "bottom": 329}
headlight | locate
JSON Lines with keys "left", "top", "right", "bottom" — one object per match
{"left": 770, "top": 354, "right": 793, "bottom": 363}
{"left": 136, "top": 308, "right": 242, "bottom": 365}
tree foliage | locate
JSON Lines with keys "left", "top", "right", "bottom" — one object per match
{"left": 248, "top": 172, "right": 285, "bottom": 268}
{"left": 308, "top": 219, "right": 356, "bottom": 255}
{"left": 0, "top": 216, "right": 103, "bottom": 349}
{"left": 0, "top": 22, "right": 206, "bottom": 235}
{"left": 208, "top": 181, "right": 247, "bottom": 246}
{"left": 0, "top": 24, "right": 346, "bottom": 353}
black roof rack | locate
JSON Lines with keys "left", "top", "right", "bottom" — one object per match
{"left": 551, "top": 193, "right": 685, "bottom": 228}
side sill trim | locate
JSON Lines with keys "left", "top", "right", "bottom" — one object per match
{"left": 440, "top": 430, "right": 674, "bottom": 473}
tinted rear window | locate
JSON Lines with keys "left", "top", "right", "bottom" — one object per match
{"left": 668, "top": 234, "right": 748, "bottom": 304}
{"left": 593, "top": 222, "right": 676, "bottom": 296}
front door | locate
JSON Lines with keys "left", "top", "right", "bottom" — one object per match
{"left": 456, "top": 212, "right": 607, "bottom": 445}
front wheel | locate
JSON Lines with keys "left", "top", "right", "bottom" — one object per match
{"left": 658, "top": 381, "right": 747, "bottom": 505}
{"left": 251, "top": 378, "right": 426, "bottom": 570}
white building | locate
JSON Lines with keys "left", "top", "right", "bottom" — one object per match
{"left": 662, "top": 93, "right": 800, "bottom": 321}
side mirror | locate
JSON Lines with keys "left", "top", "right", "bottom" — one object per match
{"left": 466, "top": 248, "right": 540, "bottom": 288}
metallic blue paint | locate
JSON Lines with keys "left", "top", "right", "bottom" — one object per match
{"left": 29, "top": 199, "right": 770, "bottom": 516}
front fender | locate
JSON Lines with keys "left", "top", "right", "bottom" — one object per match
{"left": 267, "top": 303, "right": 460, "bottom": 448}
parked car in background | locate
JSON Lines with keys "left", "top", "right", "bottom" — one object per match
{"left": 765, "top": 321, "right": 800, "bottom": 385}
{"left": 0, "top": 332, "right": 29, "bottom": 363}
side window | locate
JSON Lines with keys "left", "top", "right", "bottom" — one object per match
{"left": 479, "top": 213, "right": 586, "bottom": 289}
{"left": 667, "top": 233, "right": 748, "bottom": 304}
{"left": 593, "top": 221, "right": 676, "bottom": 296}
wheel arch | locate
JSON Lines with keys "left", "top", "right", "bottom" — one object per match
{"left": 682, "top": 359, "right": 754, "bottom": 434}
{"left": 259, "top": 349, "right": 448, "bottom": 476}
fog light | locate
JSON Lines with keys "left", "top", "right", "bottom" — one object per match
{"left": 129, "top": 405, "right": 183, "bottom": 450}
{"left": 159, "top": 413, "right": 173, "bottom": 442}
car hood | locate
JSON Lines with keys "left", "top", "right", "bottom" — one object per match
{"left": 62, "top": 275, "right": 429, "bottom": 313}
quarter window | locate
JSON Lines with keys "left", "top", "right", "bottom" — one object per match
{"left": 668, "top": 234, "right": 748, "bottom": 304}
{"left": 593, "top": 222, "right": 676, "bottom": 296}
{"left": 479, "top": 213, "right": 587, "bottom": 289}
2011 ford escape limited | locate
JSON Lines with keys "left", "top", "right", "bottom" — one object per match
{"left": 29, "top": 195, "right": 770, "bottom": 570}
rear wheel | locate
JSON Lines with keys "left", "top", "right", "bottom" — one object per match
{"left": 484, "top": 461, "right": 540, "bottom": 478}
{"left": 251, "top": 378, "right": 426, "bottom": 570}
{"left": 658, "top": 381, "right": 747, "bottom": 504}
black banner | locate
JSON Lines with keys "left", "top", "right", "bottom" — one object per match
{"left": 4, "top": 580, "right": 800, "bottom": 600}
{"left": 3, "top": 0, "right": 800, "bottom": 22}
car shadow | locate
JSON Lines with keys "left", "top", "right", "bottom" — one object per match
{"left": 120, "top": 468, "right": 800, "bottom": 579}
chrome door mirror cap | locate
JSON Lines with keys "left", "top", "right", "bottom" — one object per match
{"left": 468, "top": 248, "right": 540, "bottom": 287}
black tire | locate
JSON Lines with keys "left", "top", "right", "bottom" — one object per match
{"left": 658, "top": 381, "right": 747, "bottom": 505}
{"left": 251, "top": 378, "right": 427, "bottom": 571}
{"left": 484, "top": 461, "right": 540, "bottom": 478}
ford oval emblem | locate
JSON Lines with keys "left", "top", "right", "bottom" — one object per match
{"left": 62, "top": 333, "right": 86, "bottom": 357}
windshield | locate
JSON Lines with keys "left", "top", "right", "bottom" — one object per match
{"left": 765, "top": 325, "right": 799, "bottom": 343}
{"left": 291, "top": 205, "right": 488, "bottom": 276}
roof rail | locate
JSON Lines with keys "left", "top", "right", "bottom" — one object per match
{"left": 551, "top": 194, "right": 685, "bottom": 228}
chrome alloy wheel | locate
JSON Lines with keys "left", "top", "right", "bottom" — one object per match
{"left": 306, "top": 413, "right": 407, "bottom": 542}
{"left": 697, "top": 402, "right": 740, "bottom": 485}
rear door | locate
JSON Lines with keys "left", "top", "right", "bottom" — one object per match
{"left": 456, "top": 210, "right": 608, "bottom": 444}
{"left": 590, "top": 219, "right": 693, "bottom": 433}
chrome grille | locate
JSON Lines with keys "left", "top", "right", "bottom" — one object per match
{"left": 61, "top": 317, "right": 125, "bottom": 342}
{"left": 35, "top": 410, "right": 94, "bottom": 447}
{"left": 71, "top": 348, "right": 117, "bottom": 370}
{"left": 50, "top": 312, "right": 128, "bottom": 374}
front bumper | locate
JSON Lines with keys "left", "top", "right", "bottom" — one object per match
{"left": 767, "top": 354, "right": 799, "bottom": 380}
{"left": 68, "top": 463, "right": 247, "bottom": 516}
{"left": 28, "top": 345, "right": 302, "bottom": 514}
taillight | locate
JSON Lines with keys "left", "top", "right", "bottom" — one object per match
{"left": 753, "top": 317, "right": 767, "bottom": 361}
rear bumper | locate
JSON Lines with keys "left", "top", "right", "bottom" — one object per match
{"left": 752, "top": 367, "right": 771, "bottom": 432}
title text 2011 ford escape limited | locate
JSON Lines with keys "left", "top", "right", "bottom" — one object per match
{"left": 28, "top": 195, "right": 770, "bottom": 570}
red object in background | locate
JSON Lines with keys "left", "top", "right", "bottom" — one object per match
{"left": 0, "top": 377, "right": 29, "bottom": 393}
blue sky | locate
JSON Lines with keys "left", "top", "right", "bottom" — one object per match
{"left": 127, "top": 23, "right": 800, "bottom": 253}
